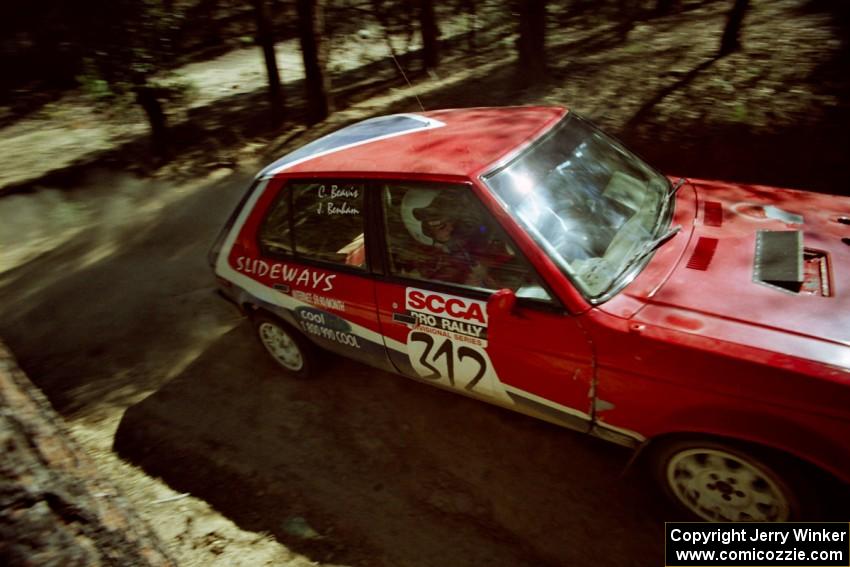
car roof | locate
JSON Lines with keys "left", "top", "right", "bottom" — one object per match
{"left": 261, "top": 106, "right": 567, "bottom": 179}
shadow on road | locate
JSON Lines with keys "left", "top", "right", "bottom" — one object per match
{"left": 0, "top": 168, "right": 253, "bottom": 417}
{"left": 114, "top": 323, "right": 666, "bottom": 567}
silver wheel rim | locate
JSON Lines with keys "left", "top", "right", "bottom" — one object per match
{"left": 666, "top": 448, "right": 791, "bottom": 522}
{"left": 258, "top": 322, "right": 304, "bottom": 371}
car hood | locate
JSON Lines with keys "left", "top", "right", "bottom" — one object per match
{"left": 629, "top": 178, "right": 850, "bottom": 369}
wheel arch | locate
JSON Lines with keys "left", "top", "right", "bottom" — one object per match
{"left": 630, "top": 405, "right": 848, "bottom": 485}
{"left": 251, "top": 308, "right": 319, "bottom": 377}
{"left": 240, "top": 299, "right": 259, "bottom": 314}
{"left": 246, "top": 303, "right": 301, "bottom": 332}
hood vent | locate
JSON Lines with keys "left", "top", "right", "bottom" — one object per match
{"left": 801, "top": 249, "right": 831, "bottom": 296}
{"left": 753, "top": 230, "right": 803, "bottom": 292}
{"left": 703, "top": 201, "right": 723, "bottom": 227}
{"left": 686, "top": 237, "right": 718, "bottom": 270}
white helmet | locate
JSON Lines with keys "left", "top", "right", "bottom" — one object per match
{"left": 400, "top": 188, "right": 440, "bottom": 245}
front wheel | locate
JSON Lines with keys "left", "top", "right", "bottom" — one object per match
{"left": 649, "top": 438, "right": 811, "bottom": 522}
{"left": 252, "top": 312, "right": 316, "bottom": 378}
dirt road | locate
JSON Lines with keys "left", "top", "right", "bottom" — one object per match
{"left": 0, "top": 168, "right": 666, "bottom": 566}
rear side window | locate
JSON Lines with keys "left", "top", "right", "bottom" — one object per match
{"left": 258, "top": 185, "right": 294, "bottom": 255}
{"left": 259, "top": 181, "right": 367, "bottom": 269}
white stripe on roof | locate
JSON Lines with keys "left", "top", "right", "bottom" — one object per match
{"left": 259, "top": 113, "right": 445, "bottom": 178}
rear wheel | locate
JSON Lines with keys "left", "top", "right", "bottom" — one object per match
{"left": 649, "top": 438, "right": 808, "bottom": 521}
{"left": 252, "top": 312, "right": 316, "bottom": 378}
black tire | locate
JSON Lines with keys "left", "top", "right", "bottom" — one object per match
{"left": 647, "top": 437, "right": 815, "bottom": 522}
{"left": 251, "top": 311, "right": 317, "bottom": 378}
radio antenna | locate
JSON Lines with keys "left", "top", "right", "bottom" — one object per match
{"left": 391, "top": 53, "right": 425, "bottom": 113}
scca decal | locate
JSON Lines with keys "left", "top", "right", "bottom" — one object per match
{"left": 235, "top": 255, "right": 336, "bottom": 291}
{"left": 406, "top": 288, "right": 487, "bottom": 325}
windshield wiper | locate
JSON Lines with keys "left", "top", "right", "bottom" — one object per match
{"left": 632, "top": 225, "right": 682, "bottom": 268}
{"left": 592, "top": 225, "right": 683, "bottom": 299}
{"left": 656, "top": 177, "right": 686, "bottom": 225}
{"left": 669, "top": 177, "right": 686, "bottom": 197}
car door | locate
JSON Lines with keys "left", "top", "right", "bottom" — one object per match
{"left": 222, "top": 176, "right": 393, "bottom": 371}
{"left": 373, "top": 180, "right": 596, "bottom": 431}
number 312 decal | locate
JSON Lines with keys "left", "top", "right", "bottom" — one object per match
{"left": 408, "top": 331, "right": 490, "bottom": 393}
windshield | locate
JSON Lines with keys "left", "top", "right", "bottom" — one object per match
{"left": 483, "top": 113, "right": 671, "bottom": 301}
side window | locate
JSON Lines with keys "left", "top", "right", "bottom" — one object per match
{"left": 382, "top": 183, "right": 553, "bottom": 301}
{"left": 258, "top": 185, "right": 294, "bottom": 255}
{"left": 259, "top": 181, "right": 367, "bottom": 269}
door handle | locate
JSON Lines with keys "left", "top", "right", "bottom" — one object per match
{"left": 392, "top": 312, "right": 416, "bottom": 325}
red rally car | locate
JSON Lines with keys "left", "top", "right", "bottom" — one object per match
{"left": 210, "top": 106, "right": 850, "bottom": 522}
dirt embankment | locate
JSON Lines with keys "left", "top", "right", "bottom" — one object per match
{"left": 0, "top": 341, "right": 173, "bottom": 566}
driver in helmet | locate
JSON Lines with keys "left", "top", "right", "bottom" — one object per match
{"left": 401, "top": 188, "right": 494, "bottom": 287}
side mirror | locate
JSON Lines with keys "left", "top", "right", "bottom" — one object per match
{"left": 487, "top": 288, "right": 517, "bottom": 321}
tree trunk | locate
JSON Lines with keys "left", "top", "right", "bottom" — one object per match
{"left": 616, "top": 0, "right": 640, "bottom": 39}
{"left": 517, "top": 0, "right": 547, "bottom": 79}
{"left": 252, "top": 0, "right": 284, "bottom": 122}
{"left": 370, "top": 1, "right": 406, "bottom": 81}
{"left": 719, "top": 0, "right": 749, "bottom": 56}
{"left": 134, "top": 83, "right": 169, "bottom": 159}
{"left": 296, "top": 0, "right": 331, "bottom": 125}
{"left": 419, "top": 0, "right": 439, "bottom": 71}
{"left": 465, "top": 0, "right": 477, "bottom": 50}
{"left": 654, "top": 0, "right": 675, "bottom": 16}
